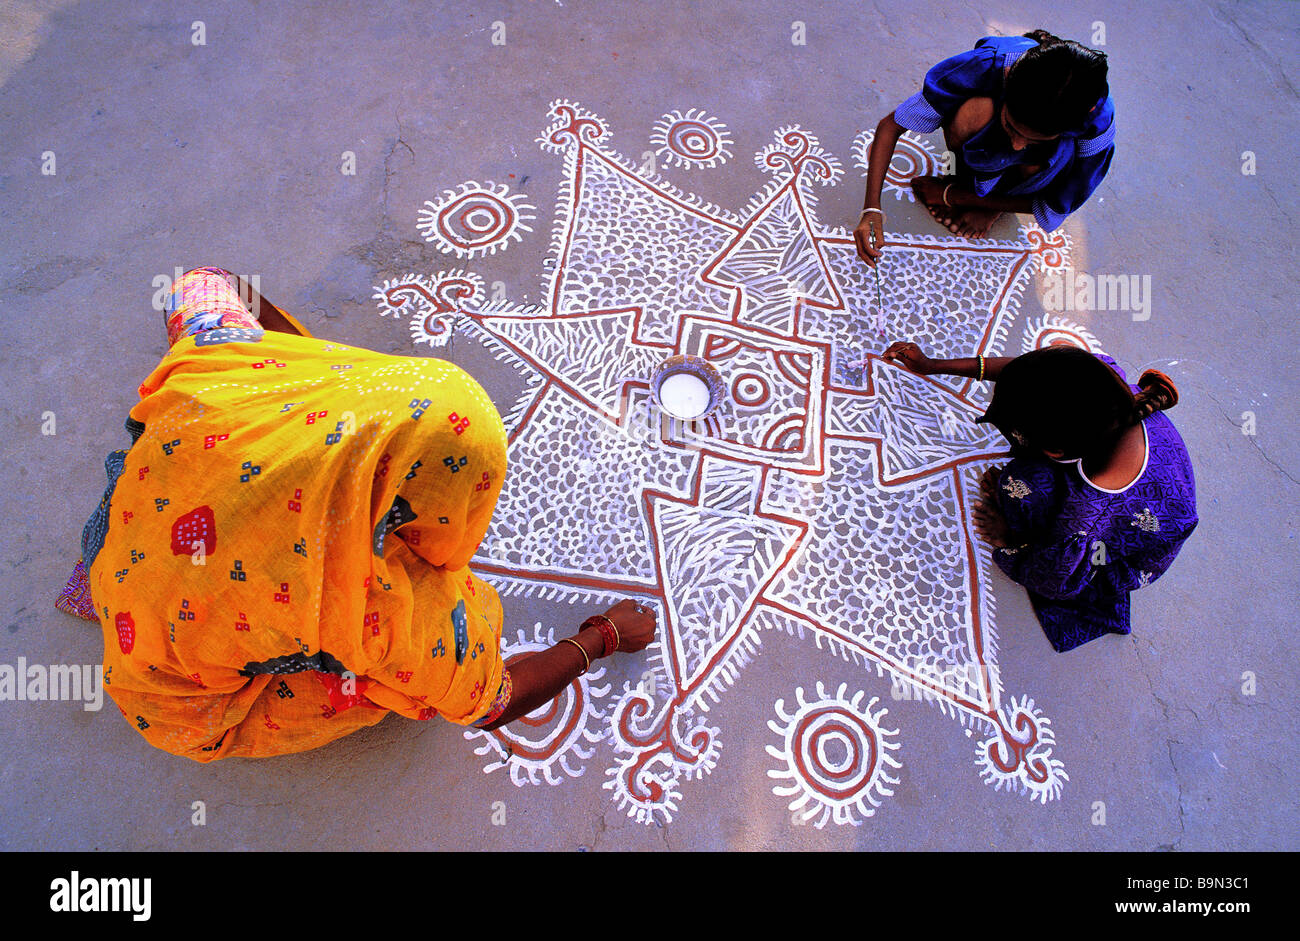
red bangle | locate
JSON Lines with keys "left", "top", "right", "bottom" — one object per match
{"left": 582, "top": 615, "right": 619, "bottom": 657}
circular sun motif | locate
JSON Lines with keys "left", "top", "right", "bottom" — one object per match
{"left": 417, "top": 182, "right": 536, "bottom": 259}
{"left": 766, "top": 682, "right": 901, "bottom": 828}
{"left": 1023, "top": 315, "right": 1101, "bottom": 354}
{"left": 464, "top": 623, "right": 610, "bottom": 786}
{"left": 886, "top": 136, "right": 943, "bottom": 187}
{"left": 852, "top": 129, "right": 945, "bottom": 200}
{"left": 651, "top": 108, "right": 734, "bottom": 169}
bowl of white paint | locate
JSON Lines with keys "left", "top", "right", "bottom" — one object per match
{"left": 651, "top": 354, "right": 726, "bottom": 421}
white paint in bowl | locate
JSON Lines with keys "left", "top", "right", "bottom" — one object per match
{"left": 656, "top": 371, "right": 712, "bottom": 419}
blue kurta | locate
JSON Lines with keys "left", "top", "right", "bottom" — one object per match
{"left": 990, "top": 356, "right": 1197, "bottom": 652}
{"left": 894, "top": 35, "right": 1116, "bottom": 231}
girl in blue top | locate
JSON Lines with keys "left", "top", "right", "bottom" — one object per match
{"left": 856, "top": 30, "right": 1114, "bottom": 263}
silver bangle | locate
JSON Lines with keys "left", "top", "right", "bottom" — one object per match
{"left": 859, "top": 207, "right": 886, "bottom": 223}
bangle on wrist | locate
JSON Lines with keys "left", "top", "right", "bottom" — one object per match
{"left": 560, "top": 637, "right": 591, "bottom": 674}
{"left": 859, "top": 207, "right": 885, "bottom": 224}
{"left": 582, "top": 615, "right": 620, "bottom": 656}
{"left": 976, "top": 354, "right": 985, "bottom": 382}
{"left": 943, "top": 184, "right": 954, "bottom": 207}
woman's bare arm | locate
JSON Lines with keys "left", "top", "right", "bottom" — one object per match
{"left": 881, "top": 341, "right": 1013, "bottom": 381}
{"left": 854, "top": 112, "right": 906, "bottom": 266}
{"left": 231, "top": 275, "right": 311, "bottom": 336}
{"left": 479, "top": 600, "right": 656, "bottom": 731}
{"left": 479, "top": 625, "right": 605, "bottom": 730}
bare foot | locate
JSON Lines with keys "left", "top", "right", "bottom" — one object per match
{"left": 910, "top": 174, "right": 960, "bottom": 230}
{"left": 926, "top": 201, "right": 965, "bottom": 235}
{"left": 972, "top": 499, "right": 1012, "bottom": 547}
{"left": 979, "top": 466, "right": 1002, "bottom": 504}
{"left": 911, "top": 175, "right": 995, "bottom": 237}
{"left": 954, "top": 206, "right": 1003, "bottom": 239}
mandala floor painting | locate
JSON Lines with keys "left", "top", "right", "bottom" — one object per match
{"left": 374, "top": 102, "right": 1091, "bottom": 827}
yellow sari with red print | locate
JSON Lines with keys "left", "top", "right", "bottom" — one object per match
{"left": 86, "top": 327, "right": 507, "bottom": 760}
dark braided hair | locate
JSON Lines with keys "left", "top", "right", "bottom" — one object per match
{"left": 1133, "top": 369, "right": 1179, "bottom": 421}
{"left": 977, "top": 347, "right": 1179, "bottom": 461}
{"left": 1004, "top": 29, "right": 1109, "bottom": 137}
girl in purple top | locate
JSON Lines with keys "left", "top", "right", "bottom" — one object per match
{"left": 856, "top": 30, "right": 1114, "bottom": 262}
{"left": 883, "top": 341, "right": 1198, "bottom": 652}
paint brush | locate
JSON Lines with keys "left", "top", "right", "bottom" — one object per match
{"left": 870, "top": 227, "right": 886, "bottom": 337}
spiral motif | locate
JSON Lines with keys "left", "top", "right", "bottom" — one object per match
{"left": 1025, "top": 227, "right": 1070, "bottom": 269}
{"left": 755, "top": 125, "right": 843, "bottom": 185}
{"left": 974, "top": 695, "right": 1068, "bottom": 804}
{"left": 541, "top": 101, "right": 609, "bottom": 152}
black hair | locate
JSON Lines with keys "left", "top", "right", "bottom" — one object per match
{"left": 978, "top": 347, "right": 1179, "bottom": 461}
{"left": 1004, "top": 29, "right": 1110, "bottom": 137}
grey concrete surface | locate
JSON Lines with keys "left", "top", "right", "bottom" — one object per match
{"left": 1, "top": 0, "right": 1296, "bottom": 851}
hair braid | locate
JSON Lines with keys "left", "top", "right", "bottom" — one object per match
{"left": 1132, "top": 370, "right": 1180, "bottom": 424}
{"left": 1022, "top": 29, "right": 1064, "bottom": 45}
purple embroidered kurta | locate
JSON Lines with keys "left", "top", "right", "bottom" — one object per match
{"left": 991, "top": 357, "right": 1197, "bottom": 651}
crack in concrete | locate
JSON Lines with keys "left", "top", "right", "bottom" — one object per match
{"left": 1132, "top": 637, "right": 1189, "bottom": 851}
{"left": 1154, "top": 738, "right": 1189, "bottom": 852}
{"left": 382, "top": 110, "right": 416, "bottom": 226}
{"left": 1257, "top": 178, "right": 1297, "bottom": 230}
{"left": 1208, "top": 2, "right": 1298, "bottom": 100}
{"left": 2, "top": 254, "right": 105, "bottom": 296}
{"left": 1206, "top": 391, "right": 1300, "bottom": 488}
{"left": 865, "top": 0, "right": 897, "bottom": 40}
{"left": 588, "top": 810, "right": 608, "bottom": 851}
{"left": 959, "top": 0, "right": 987, "bottom": 32}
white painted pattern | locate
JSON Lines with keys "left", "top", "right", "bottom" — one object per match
{"left": 376, "top": 101, "right": 1078, "bottom": 825}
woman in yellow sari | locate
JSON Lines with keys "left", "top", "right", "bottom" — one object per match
{"left": 57, "top": 267, "right": 655, "bottom": 760}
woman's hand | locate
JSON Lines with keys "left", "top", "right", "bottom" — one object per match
{"left": 882, "top": 341, "right": 935, "bottom": 376}
{"left": 600, "top": 599, "right": 657, "bottom": 654}
{"left": 854, "top": 213, "right": 886, "bottom": 267}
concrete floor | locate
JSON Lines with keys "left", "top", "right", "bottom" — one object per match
{"left": 1, "top": 0, "right": 1296, "bottom": 851}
